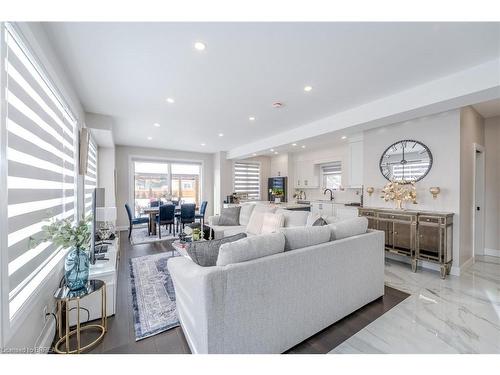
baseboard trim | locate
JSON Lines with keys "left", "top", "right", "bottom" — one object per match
{"left": 385, "top": 253, "right": 460, "bottom": 276}
{"left": 485, "top": 248, "right": 500, "bottom": 257}
{"left": 34, "top": 315, "right": 56, "bottom": 353}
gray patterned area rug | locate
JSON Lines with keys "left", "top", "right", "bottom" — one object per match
{"left": 130, "top": 252, "right": 180, "bottom": 341}
{"left": 131, "top": 226, "right": 177, "bottom": 245}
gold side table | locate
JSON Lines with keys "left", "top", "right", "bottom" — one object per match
{"left": 53, "top": 279, "right": 107, "bottom": 354}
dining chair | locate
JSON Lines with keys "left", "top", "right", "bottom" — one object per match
{"left": 125, "top": 203, "right": 149, "bottom": 239}
{"left": 195, "top": 201, "right": 208, "bottom": 226}
{"left": 150, "top": 200, "right": 160, "bottom": 207}
{"left": 177, "top": 203, "right": 196, "bottom": 232}
{"left": 156, "top": 204, "right": 176, "bottom": 239}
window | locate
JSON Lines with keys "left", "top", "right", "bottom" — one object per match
{"left": 133, "top": 160, "right": 201, "bottom": 216}
{"left": 171, "top": 163, "right": 201, "bottom": 205}
{"left": 84, "top": 136, "right": 97, "bottom": 217}
{"left": 233, "top": 161, "right": 260, "bottom": 200}
{"left": 134, "top": 161, "right": 170, "bottom": 216}
{"left": 3, "top": 23, "right": 78, "bottom": 320}
{"left": 321, "top": 162, "right": 342, "bottom": 190}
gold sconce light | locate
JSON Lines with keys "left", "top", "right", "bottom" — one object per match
{"left": 366, "top": 187, "right": 375, "bottom": 196}
{"left": 429, "top": 187, "right": 441, "bottom": 199}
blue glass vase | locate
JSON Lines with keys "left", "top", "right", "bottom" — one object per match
{"left": 64, "top": 247, "right": 90, "bottom": 291}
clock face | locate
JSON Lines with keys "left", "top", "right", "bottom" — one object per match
{"left": 379, "top": 140, "right": 433, "bottom": 182}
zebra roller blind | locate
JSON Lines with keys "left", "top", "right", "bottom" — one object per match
{"left": 84, "top": 137, "right": 97, "bottom": 217}
{"left": 233, "top": 161, "right": 260, "bottom": 200}
{"left": 4, "top": 24, "right": 78, "bottom": 319}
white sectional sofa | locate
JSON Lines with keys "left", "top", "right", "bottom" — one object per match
{"left": 208, "top": 203, "right": 318, "bottom": 239}
{"left": 168, "top": 227, "right": 385, "bottom": 354}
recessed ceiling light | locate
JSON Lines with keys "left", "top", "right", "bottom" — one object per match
{"left": 200, "top": 143, "right": 206, "bottom": 146}
{"left": 301, "top": 145, "right": 306, "bottom": 149}
{"left": 194, "top": 41, "right": 206, "bottom": 51}
{"left": 252, "top": 153, "right": 257, "bottom": 156}
{"left": 249, "top": 116, "right": 256, "bottom": 121}
{"left": 153, "top": 123, "right": 160, "bottom": 127}
{"left": 304, "top": 85, "right": 313, "bottom": 92}
{"left": 270, "top": 149, "right": 274, "bottom": 152}
{"left": 166, "top": 97, "right": 175, "bottom": 104}
{"left": 218, "top": 133, "right": 224, "bottom": 137}
{"left": 292, "top": 143, "right": 297, "bottom": 147}
{"left": 147, "top": 136, "right": 152, "bottom": 140}
{"left": 341, "top": 136, "right": 347, "bottom": 140}
{"left": 274, "top": 151, "right": 278, "bottom": 155}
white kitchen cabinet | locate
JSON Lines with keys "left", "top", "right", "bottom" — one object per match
{"left": 294, "top": 160, "right": 319, "bottom": 189}
{"left": 348, "top": 137, "right": 364, "bottom": 187}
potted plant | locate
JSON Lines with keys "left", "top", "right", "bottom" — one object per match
{"left": 31, "top": 217, "right": 92, "bottom": 291}
{"left": 271, "top": 188, "right": 284, "bottom": 203}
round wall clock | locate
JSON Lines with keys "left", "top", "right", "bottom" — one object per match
{"left": 379, "top": 139, "right": 433, "bottom": 182}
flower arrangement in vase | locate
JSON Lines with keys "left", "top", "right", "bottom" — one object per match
{"left": 380, "top": 180, "right": 417, "bottom": 210}
{"left": 31, "top": 217, "right": 92, "bottom": 290}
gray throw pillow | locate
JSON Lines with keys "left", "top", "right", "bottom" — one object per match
{"left": 312, "top": 217, "right": 328, "bottom": 226}
{"left": 186, "top": 233, "right": 247, "bottom": 267}
{"left": 218, "top": 206, "right": 241, "bottom": 226}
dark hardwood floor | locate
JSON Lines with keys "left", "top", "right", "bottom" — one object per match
{"left": 83, "top": 231, "right": 409, "bottom": 354}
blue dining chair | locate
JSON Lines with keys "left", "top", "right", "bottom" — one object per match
{"left": 177, "top": 203, "right": 196, "bottom": 232}
{"left": 125, "top": 203, "right": 149, "bottom": 239}
{"left": 195, "top": 201, "right": 208, "bottom": 226}
{"left": 156, "top": 204, "right": 176, "bottom": 239}
{"left": 150, "top": 200, "right": 160, "bottom": 207}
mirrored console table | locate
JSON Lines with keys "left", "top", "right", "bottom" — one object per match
{"left": 358, "top": 207, "right": 454, "bottom": 279}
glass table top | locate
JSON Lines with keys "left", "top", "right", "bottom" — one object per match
{"left": 54, "top": 279, "right": 105, "bottom": 300}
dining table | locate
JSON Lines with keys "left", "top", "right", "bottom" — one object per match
{"left": 142, "top": 205, "right": 198, "bottom": 236}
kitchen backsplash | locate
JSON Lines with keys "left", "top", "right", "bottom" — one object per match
{"left": 295, "top": 187, "right": 363, "bottom": 204}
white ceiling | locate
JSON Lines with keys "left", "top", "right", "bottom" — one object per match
{"left": 43, "top": 22, "right": 500, "bottom": 153}
{"left": 473, "top": 98, "right": 500, "bottom": 118}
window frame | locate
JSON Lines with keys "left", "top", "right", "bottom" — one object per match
{"left": 128, "top": 155, "right": 204, "bottom": 218}
{"left": 0, "top": 22, "right": 80, "bottom": 344}
{"left": 320, "top": 161, "right": 342, "bottom": 190}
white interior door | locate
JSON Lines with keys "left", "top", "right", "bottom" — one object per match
{"left": 473, "top": 145, "right": 485, "bottom": 257}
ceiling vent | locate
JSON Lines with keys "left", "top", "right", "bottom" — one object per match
{"left": 272, "top": 102, "right": 284, "bottom": 108}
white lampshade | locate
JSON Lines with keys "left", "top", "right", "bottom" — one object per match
{"left": 96, "top": 207, "right": 117, "bottom": 222}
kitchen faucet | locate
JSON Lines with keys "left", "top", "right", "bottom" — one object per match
{"left": 323, "top": 188, "right": 334, "bottom": 201}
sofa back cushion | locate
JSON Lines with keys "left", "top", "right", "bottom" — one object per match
{"left": 329, "top": 217, "right": 368, "bottom": 241}
{"left": 239, "top": 204, "right": 255, "bottom": 226}
{"left": 261, "top": 213, "right": 285, "bottom": 234}
{"left": 187, "top": 233, "right": 247, "bottom": 267}
{"left": 279, "top": 225, "right": 331, "bottom": 251}
{"left": 246, "top": 206, "right": 277, "bottom": 235}
{"left": 218, "top": 206, "right": 241, "bottom": 226}
{"left": 216, "top": 232, "right": 285, "bottom": 266}
{"left": 275, "top": 209, "right": 310, "bottom": 227}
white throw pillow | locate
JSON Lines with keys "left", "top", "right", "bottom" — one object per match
{"left": 279, "top": 225, "right": 331, "bottom": 251}
{"left": 306, "top": 213, "right": 321, "bottom": 226}
{"left": 246, "top": 206, "right": 277, "bottom": 235}
{"left": 329, "top": 217, "right": 368, "bottom": 241}
{"left": 261, "top": 213, "right": 285, "bottom": 234}
{"left": 216, "top": 233, "right": 285, "bottom": 266}
{"left": 239, "top": 204, "right": 256, "bottom": 226}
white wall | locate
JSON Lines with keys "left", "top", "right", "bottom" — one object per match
{"left": 213, "top": 151, "right": 233, "bottom": 215}
{"left": 484, "top": 116, "right": 500, "bottom": 253}
{"left": 363, "top": 110, "right": 462, "bottom": 265}
{"left": 115, "top": 146, "right": 214, "bottom": 229}
{"left": 97, "top": 147, "right": 116, "bottom": 208}
{"left": 1, "top": 22, "right": 86, "bottom": 350}
{"left": 459, "top": 106, "right": 485, "bottom": 265}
